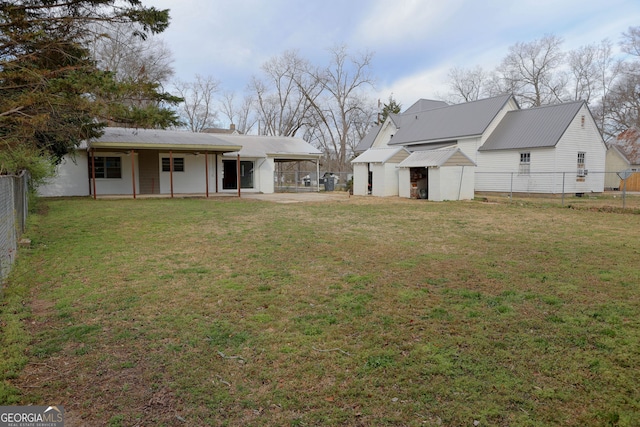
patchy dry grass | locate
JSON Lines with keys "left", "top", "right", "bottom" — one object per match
{"left": 1, "top": 195, "right": 640, "bottom": 426}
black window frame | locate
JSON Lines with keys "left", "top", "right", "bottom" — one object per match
{"left": 162, "top": 157, "right": 185, "bottom": 172}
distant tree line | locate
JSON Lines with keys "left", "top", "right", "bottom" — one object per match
{"left": 445, "top": 29, "right": 640, "bottom": 139}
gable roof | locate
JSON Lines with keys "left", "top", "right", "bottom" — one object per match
{"left": 351, "top": 147, "right": 409, "bottom": 164}
{"left": 403, "top": 99, "right": 449, "bottom": 115}
{"left": 354, "top": 124, "right": 382, "bottom": 154}
{"left": 216, "top": 134, "right": 322, "bottom": 160}
{"left": 479, "top": 101, "right": 585, "bottom": 151}
{"left": 398, "top": 148, "right": 476, "bottom": 168}
{"left": 89, "top": 127, "right": 241, "bottom": 152}
{"left": 389, "top": 94, "right": 515, "bottom": 146}
{"left": 609, "top": 127, "right": 640, "bottom": 165}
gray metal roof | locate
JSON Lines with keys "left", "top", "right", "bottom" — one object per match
{"left": 89, "top": 127, "right": 241, "bottom": 152}
{"left": 389, "top": 94, "right": 514, "bottom": 146}
{"left": 403, "top": 99, "right": 449, "bottom": 115}
{"left": 479, "top": 101, "right": 585, "bottom": 151}
{"left": 398, "top": 148, "right": 476, "bottom": 168}
{"left": 217, "top": 134, "right": 322, "bottom": 159}
{"left": 354, "top": 124, "right": 382, "bottom": 153}
{"left": 351, "top": 147, "right": 409, "bottom": 164}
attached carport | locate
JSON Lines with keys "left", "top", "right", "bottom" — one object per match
{"left": 397, "top": 148, "right": 476, "bottom": 201}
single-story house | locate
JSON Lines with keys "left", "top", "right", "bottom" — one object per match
{"left": 605, "top": 127, "right": 640, "bottom": 191}
{"left": 355, "top": 94, "right": 606, "bottom": 198}
{"left": 38, "top": 127, "right": 322, "bottom": 198}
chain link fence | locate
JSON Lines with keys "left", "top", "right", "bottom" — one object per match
{"left": 1, "top": 171, "right": 29, "bottom": 283}
{"left": 274, "top": 171, "right": 352, "bottom": 193}
{"left": 475, "top": 171, "right": 640, "bottom": 209}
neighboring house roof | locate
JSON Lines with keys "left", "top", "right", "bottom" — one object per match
{"left": 609, "top": 127, "right": 640, "bottom": 165}
{"left": 389, "top": 94, "right": 515, "bottom": 146}
{"left": 202, "top": 124, "right": 241, "bottom": 135}
{"left": 354, "top": 124, "right": 382, "bottom": 154}
{"left": 89, "top": 127, "right": 242, "bottom": 152}
{"left": 351, "top": 147, "right": 409, "bottom": 164}
{"left": 398, "top": 148, "right": 476, "bottom": 168}
{"left": 216, "top": 134, "right": 322, "bottom": 160}
{"left": 403, "top": 99, "right": 449, "bottom": 115}
{"left": 480, "top": 101, "right": 585, "bottom": 151}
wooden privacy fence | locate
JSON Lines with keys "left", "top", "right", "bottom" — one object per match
{"left": 620, "top": 172, "right": 640, "bottom": 191}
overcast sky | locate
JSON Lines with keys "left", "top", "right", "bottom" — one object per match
{"left": 146, "top": 0, "right": 640, "bottom": 112}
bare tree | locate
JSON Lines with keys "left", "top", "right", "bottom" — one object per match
{"left": 302, "top": 45, "right": 376, "bottom": 171}
{"left": 601, "top": 26, "right": 640, "bottom": 136}
{"left": 447, "top": 66, "right": 488, "bottom": 103}
{"left": 173, "top": 75, "right": 220, "bottom": 132}
{"left": 219, "top": 91, "right": 256, "bottom": 134}
{"left": 496, "top": 34, "right": 567, "bottom": 107}
{"left": 250, "top": 50, "right": 320, "bottom": 136}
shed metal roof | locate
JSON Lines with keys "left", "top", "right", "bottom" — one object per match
{"left": 389, "top": 94, "right": 514, "bottom": 146}
{"left": 398, "top": 148, "right": 476, "bottom": 168}
{"left": 351, "top": 147, "right": 409, "bottom": 164}
{"left": 479, "top": 101, "right": 584, "bottom": 151}
{"left": 89, "top": 127, "right": 241, "bottom": 152}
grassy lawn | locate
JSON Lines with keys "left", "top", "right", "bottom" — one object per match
{"left": 1, "top": 195, "right": 639, "bottom": 426}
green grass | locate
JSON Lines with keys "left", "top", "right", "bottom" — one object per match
{"left": 1, "top": 195, "right": 639, "bottom": 426}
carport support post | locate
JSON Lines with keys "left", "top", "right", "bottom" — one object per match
{"left": 131, "top": 150, "right": 136, "bottom": 199}
{"left": 205, "top": 151, "right": 209, "bottom": 198}
{"left": 91, "top": 148, "right": 97, "bottom": 200}
{"left": 316, "top": 159, "right": 320, "bottom": 192}
{"left": 170, "top": 150, "right": 174, "bottom": 198}
{"left": 236, "top": 153, "right": 241, "bottom": 197}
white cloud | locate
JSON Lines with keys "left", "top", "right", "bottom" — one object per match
{"left": 355, "top": 0, "right": 465, "bottom": 48}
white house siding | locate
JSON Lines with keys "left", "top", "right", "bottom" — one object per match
{"left": 476, "top": 148, "right": 558, "bottom": 193}
{"left": 93, "top": 152, "right": 138, "bottom": 195}
{"left": 605, "top": 149, "right": 630, "bottom": 189}
{"left": 38, "top": 153, "right": 90, "bottom": 197}
{"left": 372, "top": 119, "right": 399, "bottom": 148}
{"left": 553, "top": 105, "right": 605, "bottom": 193}
{"left": 456, "top": 137, "right": 483, "bottom": 163}
{"left": 352, "top": 163, "right": 369, "bottom": 196}
{"left": 158, "top": 152, "right": 208, "bottom": 194}
{"left": 256, "top": 158, "right": 274, "bottom": 194}
{"left": 477, "top": 106, "right": 605, "bottom": 194}
{"left": 399, "top": 169, "right": 411, "bottom": 198}
{"left": 381, "top": 163, "right": 400, "bottom": 197}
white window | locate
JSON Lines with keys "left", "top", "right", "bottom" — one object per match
{"left": 519, "top": 152, "right": 530, "bottom": 175}
{"left": 577, "top": 152, "right": 586, "bottom": 177}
